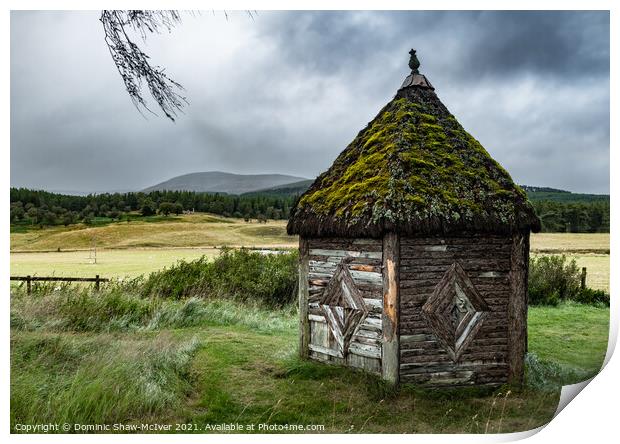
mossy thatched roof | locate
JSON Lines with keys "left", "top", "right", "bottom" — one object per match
{"left": 288, "top": 63, "right": 540, "bottom": 238}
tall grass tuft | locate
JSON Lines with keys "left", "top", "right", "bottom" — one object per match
{"left": 11, "top": 333, "right": 201, "bottom": 429}
{"left": 11, "top": 289, "right": 295, "bottom": 334}
{"left": 524, "top": 353, "right": 590, "bottom": 390}
{"left": 146, "top": 297, "right": 296, "bottom": 333}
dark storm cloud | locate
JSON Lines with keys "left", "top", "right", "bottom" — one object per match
{"left": 264, "top": 10, "right": 609, "bottom": 84}
{"left": 10, "top": 10, "right": 610, "bottom": 193}
{"left": 461, "top": 11, "right": 609, "bottom": 78}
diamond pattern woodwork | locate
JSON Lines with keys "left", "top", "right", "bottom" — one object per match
{"left": 422, "top": 262, "right": 489, "bottom": 361}
{"left": 319, "top": 262, "right": 369, "bottom": 357}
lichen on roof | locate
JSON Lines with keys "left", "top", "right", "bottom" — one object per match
{"left": 288, "top": 67, "right": 540, "bottom": 238}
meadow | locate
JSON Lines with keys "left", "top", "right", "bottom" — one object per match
{"left": 10, "top": 213, "right": 296, "bottom": 252}
{"left": 10, "top": 248, "right": 221, "bottom": 278}
{"left": 10, "top": 215, "right": 610, "bottom": 291}
{"left": 10, "top": 288, "right": 608, "bottom": 434}
{"left": 9, "top": 214, "right": 611, "bottom": 433}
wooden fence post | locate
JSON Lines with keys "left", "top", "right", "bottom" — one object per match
{"left": 580, "top": 267, "right": 587, "bottom": 290}
{"left": 382, "top": 232, "right": 400, "bottom": 385}
{"left": 299, "top": 238, "right": 310, "bottom": 359}
{"left": 26, "top": 275, "right": 32, "bottom": 295}
{"left": 95, "top": 275, "right": 100, "bottom": 292}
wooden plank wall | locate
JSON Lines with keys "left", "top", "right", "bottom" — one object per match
{"left": 399, "top": 235, "right": 514, "bottom": 386}
{"left": 307, "top": 238, "right": 383, "bottom": 374}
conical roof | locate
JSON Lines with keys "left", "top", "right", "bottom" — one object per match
{"left": 287, "top": 50, "right": 540, "bottom": 238}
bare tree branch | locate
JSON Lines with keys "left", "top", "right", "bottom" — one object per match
{"left": 100, "top": 10, "right": 187, "bottom": 121}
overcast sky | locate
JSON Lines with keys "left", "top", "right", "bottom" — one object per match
{"left": 10, "top": 10, "right": 610, "bottom": 194}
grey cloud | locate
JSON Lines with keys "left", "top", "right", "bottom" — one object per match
{"left": 10, "top": 10, "right": 610, "bottom": 194}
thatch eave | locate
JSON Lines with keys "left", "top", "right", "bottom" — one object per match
{"left": 287, "top": 204, "right": 541, "bottom": 239}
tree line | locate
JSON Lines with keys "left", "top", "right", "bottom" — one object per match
{"left": 10, "top": 187, "right": 609, "bottom": 233}
{"left": 10, "top": 188, "right": 295, "bottom": 227}
{"left": 530, "top": 200, "right": 609, "bottom": 233}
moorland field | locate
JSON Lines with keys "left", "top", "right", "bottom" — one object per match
{"left": 10, "top": 214, "right": 609, "bottom": 291}
{"left": 9, "top": 213, "right": 611, "bottom": 433}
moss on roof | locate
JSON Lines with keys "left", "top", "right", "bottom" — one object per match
{"left": 287, "top": 84, "right": 540, "bottom": 238}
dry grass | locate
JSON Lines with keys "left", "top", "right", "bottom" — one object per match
{"left": 527, "top": 251, "right": 609, "bottom": 292}
{"left": 10, "top": 214, "right": 296, "bottom": 252}
{"left": 553, "top": 254, "right": 609, "bottom": 292}
{"left": 10, "top": 248, "right": 221, "bottom": 278}
{"left": 529, "top": 233, "right": 609, "bottom": 291}
{"left": 13, "top": 217, "right": 608, "bottom": 254}
{"left": 530, "top": 233, "right": 609, "bottom": 253}
{"left": 11, "top": 217, "right": 610, "bottom": 290}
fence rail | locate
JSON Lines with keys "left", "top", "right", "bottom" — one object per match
{"left": 10, "top": 275, "right": 110, "bottom": 293}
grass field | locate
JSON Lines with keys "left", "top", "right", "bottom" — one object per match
{"left": 565, "top": 254, "right": 610, "bottom": 292}
{"left": 9, "top": 217, "right": 610, "bottom": 433}
{"left": 11, "top": 249, "right": 609, "bottom": 291}
{"left": 10, "top": 290, "right": 609, "bottom": 434}
{"left": 10, "top": 214, "right": 296, "bottom": 252}
{"left": 529, "top": 233, "right": 610, "bottom": 291}
{"left": 528, "top": 303, "right": 609, "bottom": 373}
{"left": 10, "top": 248, "right": 222, "bottom": 278}
{"left": 10, "top": 216, "right": 611, "bottom": 291}
{"left": 530, "top": 233, "right": 609, "bottom": 253}
{"left": 11, "top": 217, "right": 608, "bottom": 253}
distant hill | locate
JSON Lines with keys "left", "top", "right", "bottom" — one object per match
{"left": 521, "top": 185, "right": 570, "bottom": 194}
{"left": 522, "top": 185, "right": 609, "bottom": 204}
{"left": 244, "top": 182, "right": 610, "bottom": 204}
{"left": 243, "top": 179, "right": 314, "bottom": 197}
{"left": 142, "top": 171, "right": 309, "bottom": 195}
{"left": 45, "top": 188, "right": 134, "bottom": 196}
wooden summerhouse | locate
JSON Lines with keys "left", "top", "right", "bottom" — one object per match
{"left": 287, "top": 50, "right": 540, "bottom": 387}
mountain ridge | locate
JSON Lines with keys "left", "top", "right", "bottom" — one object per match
{"left": 142, "top": 171, "right": 309, "bottom": 195}
{"left": 15, "top": 171, "right": 609, "bottom": 201}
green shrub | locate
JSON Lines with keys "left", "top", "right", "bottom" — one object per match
{"left": 13, "top": 249, "right": 298, "bottom": 309}
{"left": 528, "top": 254, "right": 610, "bottom": 306}
{"left": 528, "top": 255, "right": 581, "bottom": 305}
{"left": 574, "top": 287, "right": 610, "bottom": 307}
{"left": 141, "top": 248, "right": 298, "bottom": 307}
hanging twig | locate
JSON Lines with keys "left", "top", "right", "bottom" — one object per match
{"left": 100, "top": 10, "right": 187, "bottom": 121}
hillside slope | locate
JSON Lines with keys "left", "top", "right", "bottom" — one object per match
{"left": 243, "top": 179, "right": 314, "bottom": 197}
{"left": 143, "top": 171, "right": 308, "bottom": 195}
{"left": 522, "top": 186, "right": 609, "bottom": 203}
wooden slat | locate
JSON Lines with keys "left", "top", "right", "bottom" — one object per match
{"left": 309, "top": 343, "right": 342, "bottom": 358}
{"left": 350, "top": 342, "right": 381, "bottom": 359}
{"left": 400, "top": 235, "right": 507, "bottom": 246}
{"left": 299, "top": 238, "right": 310, "bottom": 359}
{"left": 308, "top": 314, "right": 325, "bottom": 323}
{"left": 309, "top": 249, "right": 383, "bottom": 259}
{"left": 309, "top": 238, "right": 382, "bottom": 250}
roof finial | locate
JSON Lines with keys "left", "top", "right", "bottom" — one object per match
{"left": 399, "top": 49, "right": 434, "bottom": 90}
{"left": 408, "top": 49, "right": 420, "bottom": 74}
